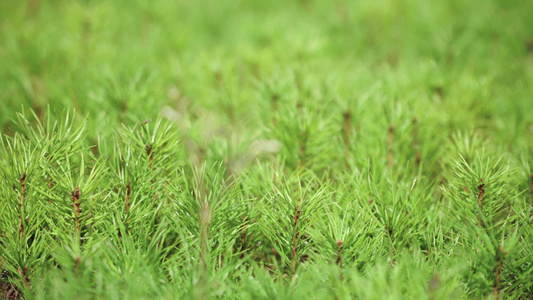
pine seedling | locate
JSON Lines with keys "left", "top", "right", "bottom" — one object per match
{"left": 1, "top": 0, "right": 533, "bottom": 298}
{"left": 309, "top": 201, "right": 382, "bottom": 273}
{"left": 0, "top": 109, "right": 93, "bottom": 293}
{"left": 360, "top": 165, "right": 438, "bottom": 262}
{"left": 258, "top": 169, "right": 328, "bottom": 274}
{"left": 108, "top": 117, "right": 181, "bottom": 239}
{"left": 39, "top": 153, "right": 107, "bottom": 244}
{"left": 0, "top": 133, "right": 48, "bottom": 296}
{"left": 441, "top": 133, "right": 523, "bottom": 298}
{"left": 115, "top": 117, "right": 182, "bottom": 191}
{"left": 168, "top": 161, "right": 248, "bottom": 297}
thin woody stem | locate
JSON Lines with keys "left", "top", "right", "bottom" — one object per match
{"left": 72, "top": 187, "right": 81, "bottom": 236}
{"left": 146, "top": 144, "right": 158, "bottom": 202}
{"left": 336, "top": 239, "right": 343, "bottom": 266}
{"left": 477, "top": 179, "right": 486, "bottom": 228}
{"left": 343, "top": 111, "right": 352, "bottom": 168}
{"left": 17, "top": 173, "right": 27, "bottom": 238}
{"left": 125, "top": 182, "right": 131, "bottom": 215}
{"left": 343, "top": 111, "right": 351, "bottom": 147}
{"left": 16, "top": 266, "right": 30, "bottom": 289}
{"left": 493, "top": 244, "right": 506, "bottom": 300}
{"left": 291, "top": 203, "right": 301, "bottom": 272}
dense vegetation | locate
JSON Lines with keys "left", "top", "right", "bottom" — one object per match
{"left": 1, "top": 0, "right": 533, "bottom": 298}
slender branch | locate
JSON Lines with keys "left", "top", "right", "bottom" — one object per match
{"left": 74, "top": 257, "right": 82, "bottom": 278}
{"left": 16, "top": 266, "right": 30, "bottom": 289}
{"left": 17, "top": 173, "right": 27, "bottom": 238}
{"left": 122, "top": 181, "right": 131, "bottom": 234}
{"left": 343, "top": 111, "right": 351, "bottom": 147}
{"left": 336, "top": 239, "right": 344, "bottom": 280}
{"left": 291, "top": 204, "right": 301, "bottom": 272}
{"left": 146, "top": 144, "right": 157, "bottom": 202}
{"left": 146, "top": 144, "right": 154, "bottom": 169}
{"left": 72, "top": 187, "right": 81, "bottom": 236}
{"left": 493, "top": 244, "right": 507, "bottom": 300}
{"left": 336, "top": 239, "right": 343, "bottom": 266}
{"left": 477, "top": 179, "right": 486, "bottom": 228}
{"left": 91, "top": 137, "right": 99, "bottom": 157}
{"left": 238, "top": 216, "right": 248, "bottom": 258}
{"left": 343, "top": 111, "right": 352, "bottom": 168}
{"left": 125, "top": 182, "right": 131, "bottom": 215}
{"left": 477, "top": 179, "right": 485, "bottom": 207}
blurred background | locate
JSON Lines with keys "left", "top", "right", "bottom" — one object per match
{"left": 0, "top": 0, "right": 532, "bottom": 160}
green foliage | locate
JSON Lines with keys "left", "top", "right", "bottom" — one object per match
{"left": 441, "top": 133, "right": 531, "bottom": 298}
{"left": 1, "top": 0, "right": 533, "bottom": 299}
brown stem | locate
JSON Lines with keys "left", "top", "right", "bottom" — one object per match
{"left": 343, "top": 111, "right": 352, "bottom": 168}
{"left": 238, "top": 216, "right": 248, "bottom": 258}
{"left": 493, "top": 244, "right": 506, "bottom": 300}
{"left": 91, "top": 137, "right": 99, "bottom": 157}
{"left": 146, "top": 144, "right": 158, "bottom": 202}
{"left": 343, "top": 111, "right": 351, "bottom": 147}
{"left": 478, "top": 179, "right": 485, "bottom": 207}
{"left": 336, "top": 239, "right": 343, "bottom": 266}
{"left": 16, "top": 266, "right": 30, "bottom": 289}
{"left": 291, "top": 231, "right": 299, "bottom": 271}
{"left": 293, "top": 204, "right": 301, "bottom": 228}
{"left": 18, "top": 173, "right": 27, "bottom": 238}
{"left": 388, "top": 125, "right": 395, "bottom": 169}
{"left": 477, "top": 179, "right": 486, "bottom": 228}
{"left": 336, "top": 239, "right": 345, "bottom": 281}
{"left": 74, "top": 257, "right": 82, "bottom": 278}
{"left": 125, "top": 182, "right": 131, "bottom": 215}
{"left": 146, "top": 144, "right": 154, "bottom": 169}
{"left": 71, "top": 187, "right": 81, "bottom": 236}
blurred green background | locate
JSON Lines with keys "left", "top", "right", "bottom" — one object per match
{"left": 0, "top": 0, "right": 532, "bottom": 156}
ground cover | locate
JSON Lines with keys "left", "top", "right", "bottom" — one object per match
{"left": 1, "top": 0, "right": 533, "bottom": 298}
